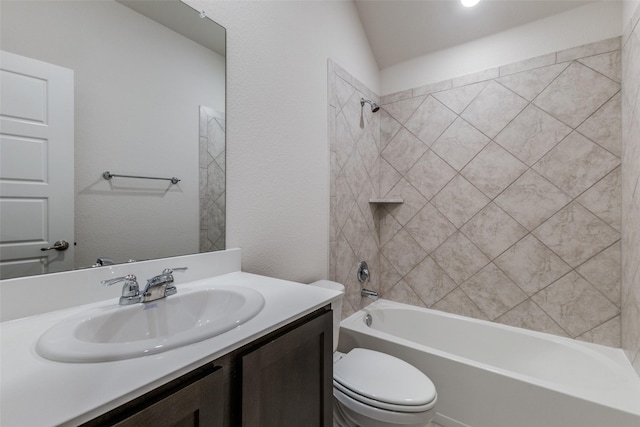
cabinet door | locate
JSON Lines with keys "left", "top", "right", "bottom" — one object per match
{"left": 241, "top": 310, "right": 333, "bottom": 427}
{"left": 84, "top": 366, "right": 224, "bottom": 427}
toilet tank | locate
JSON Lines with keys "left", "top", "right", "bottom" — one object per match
{"left": 309, "top": 280, "right": 344, "bottom": 352}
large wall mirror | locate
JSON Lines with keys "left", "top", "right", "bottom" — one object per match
{"left": 0, "top": 0, "right": 226, "bottom": 279}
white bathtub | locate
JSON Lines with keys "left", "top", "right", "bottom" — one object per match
{"left": 338, "top": 299, "right": 640, "bottom": 427}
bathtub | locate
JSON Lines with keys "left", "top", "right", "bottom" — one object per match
{"left": 338, "top": 299, "right": 640, "bottom": 427}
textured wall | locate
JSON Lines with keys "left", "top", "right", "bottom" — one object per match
{"left": 331, "top": 39, "right": 623, "bottom": 347}
{"left": 622, "top": 3, "right": 640, "bottom": 374}
{"left": 199, "top": 107, "right": 226, "bottom": 253}
{"left": 186, "top": 0, "right": 380, "bottom": 283}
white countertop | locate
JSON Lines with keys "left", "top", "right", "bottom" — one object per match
{"left": 0, "top": 271, "right": 341, "bottom": 427}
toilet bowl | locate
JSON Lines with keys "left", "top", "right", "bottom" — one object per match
{"left": 310, "top": 280, "right": 437, "bottom": 427}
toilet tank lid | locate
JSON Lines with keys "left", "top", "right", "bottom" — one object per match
{"left": 334, "top": 348, "right": 436, "bottom": 406}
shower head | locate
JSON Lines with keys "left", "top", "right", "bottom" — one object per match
{"left": 360, "top": 98, "right": 380, "bottom": 113}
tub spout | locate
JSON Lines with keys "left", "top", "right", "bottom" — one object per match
{"left": 361, "top": 288, "right": 378, "bottom": 301}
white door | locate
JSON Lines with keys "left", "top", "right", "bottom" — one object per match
{"left": 0, "top": 51, "right": 74, "bottom": 279}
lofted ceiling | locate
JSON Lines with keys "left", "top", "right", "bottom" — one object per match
{"left": 354, "top": 0, "right": 594, "bottom": 69}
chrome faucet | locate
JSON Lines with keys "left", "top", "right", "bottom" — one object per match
{"left": 361, "top": 288, "right": 379, "bottom": 301}
{"left": 93, "top": 257, "right": 115, "bottom": 267}
{"left": 101, "top": 267, "right": 187, "bottom": 305}
{"left": 141, "top": 267, "right": 188, "bottom": 303}
{"left": 101, "top": 274, "right": 142, "bottom": 305}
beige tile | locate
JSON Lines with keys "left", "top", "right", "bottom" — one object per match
{"left": 497, "top": 63, "right": 569, "bottom": 102}
{"left": 335, "top": 172, "right": 355, "bottom": 231}
{"left": 405, "top": 203, "right": 457, "bottom": 254}
{"left": 356, "top": 129, "right": 379, "bottom": 177}
{"left": 460, "top": 142, "right": 528, "bottom": 199}
{"left": 405, "top": 96, "right": 458, "bottom": 146}
{"left": 336, "top": 231, "right": 359, "bottom": 286}
{"left": 578, "top": 50, "right": 622, "bottom": 83}
{"left": 382, "top": 95, "right": 425, "bottom": 125}
{"left": 431, "top": 81, "right": 487, "bottom": 114}
{"left": 499, "top": 53, "right": 557, "bottom": 76}
{"left": 533, "top": 131, "right": 620, "bottom": 198}
{"left": 495, "top": 170, "right": 571, "bottom": 231}
{"left": 335, "top": 110, "right": 356, "bottom": 171}
{"left": 412, "top": 79, "right": 453, "bottom": 97}
{"left": 496, "top": 300, "right": 568, "bottom": 337}
{"left": 577, "top": 92, "right": 622, "bottom": 157}
{"left": 576, "top": 241, "right": 621, "bottom": 307}
{"left": 432, "top": 287, "right": 488, "bottom": 320}
{"left": 385, "top": 178, "right": 428, "bottom": 226}
{"left": 328, "top": 60, "right": 336, "bottom": 107}
{"left": 432, "top": 175, "right": 490, "bottom": 228}
{"left": 577, "top": 315, "right": 621, "bottom": 347}
{"left": 461, "top": 203, "right": 527, "bottom": 260}
{"left": 384, "top": 280, "right": 427, "bottom": 308}
{"left": 381, "top": 88, "right": 413, "bottom": 105}
{"left": 556, "top": 37, "right": 621, "bottom": 63}
{"left": 379, "top": 158, "right": 402, "bottom": 198}
{"left": 432, "top": 232, "right": 490, "bottom": 284}
{"left": 533, "top": 202, "right": 620, "bottom": 267}
{"left": 405, "top": 257, "right": 457, "bottom": 307}
{"left": 431, "top": 118, "right": 490, "bottom": 171}
{"left": 452, "top": 68, "right": 499, "bottom": 87}
{"left": 461, "top": 263, "right": 528, "bottom": 320}
{"left": 533, "top": 62, "right": 620, "bottom": 128}
{"left": 335, "top": 75, "right": 355, "bottom": 110}
{"left": 344, "top": 149, "right": 371, "bottom": 205}
{"left": 381, "top": 128, "right": 427, "bottom": 175}
{"left": 342, "top": 91, "right": 369, "bottom": 144}
{"left": 329, "top": 243, "right": 338, "bottom": 284}
{"left": 461, "top": 81, "right": 528, "bottom": 138}
{"left": 342, "top": 205, "right": 369, "bottom": 256}
{"left": 577, "top": 167, "right": 621, "bottom": 231}
{"left": 532, "top": 271, "right": 620, "bottom": 337}
{"left": 495, "top": 104, "right": 572, "bottom": 166}
{"left": 329, "top": 106, "right": 337, "bottom": 153}
{"left": 378, "top": 207, "right": 402, "bottom": 247}
{"left": 379, "top": 253, "right": 403, "bottom": 295}
{"left": 380, "top": 109, "right": 402, "bottom": 151}
{"left": 406, "top": 149, "right": 457, "bottom": 200}
{"left": 495, "top": 235, "right": 571, "bottom": 296}
{"left": 381, "top": 228, "right": 427, "bottom": 276}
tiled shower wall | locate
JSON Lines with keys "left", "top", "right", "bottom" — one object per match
{"left": 329, "top": 38, "right": 624, "bottom": 347}
{"left": 328, "top": 60, "right": 381, "bottom": 316}
{"left": 199, "top": 106, "right": 226, "bottom": 252}
{"left": 622, "top": 7, "right": 640, "bottom": 374}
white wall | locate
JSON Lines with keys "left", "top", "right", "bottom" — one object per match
{"left": 381, "top": 2, "right": 623, "bottom": 95}
{"left": 185, "top": 0, "right": 379, "bottom": 283}
{"left": 1, "top": 1, "right": 225, "bottom": 268}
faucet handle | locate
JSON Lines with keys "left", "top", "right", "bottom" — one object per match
{"left": 101, "top": 274, "right": 137, "bottom": 287}
{"left": 161, "top": 267, "right": 187, "bottom": 297}
{"left": 101, "top": 274, "right": 141, "bottom": 305}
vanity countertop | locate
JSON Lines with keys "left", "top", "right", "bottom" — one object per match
{"left": 0, "top": 271, "right": 341, "bottom": 427}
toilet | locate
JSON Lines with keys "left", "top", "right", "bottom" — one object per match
{"left": 310, "top": 280, "right": 437, "bottom": 427}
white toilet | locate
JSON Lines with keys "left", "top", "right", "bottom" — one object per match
{"left": 310, "top": 280, "right": 437, "bottom": 427}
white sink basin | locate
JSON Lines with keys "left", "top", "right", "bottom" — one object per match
{"left": 36, "top": 285, "right": 265, "bottom": 363}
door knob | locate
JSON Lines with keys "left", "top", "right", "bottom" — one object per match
{"left": 40, "top": 240, "right": 70, "bottom": 251}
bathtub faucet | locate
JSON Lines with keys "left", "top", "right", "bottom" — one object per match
{"left": 361, "top": 289, "right": 379, "bottom": 301}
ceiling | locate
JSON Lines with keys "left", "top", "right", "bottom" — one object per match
{"left": 354, "top": 0, "right": 594, "bottom": 69}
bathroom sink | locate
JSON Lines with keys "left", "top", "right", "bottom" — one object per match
{"left": 36, "top": 285, "right": 265, "bottom": 363}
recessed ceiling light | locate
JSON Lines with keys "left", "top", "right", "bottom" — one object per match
{"left": 461, "top": 0, "right": 480, "bottom": 7}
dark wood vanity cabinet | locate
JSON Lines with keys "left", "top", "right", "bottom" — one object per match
{"left": 82, "top": 306, "right": 333, "bottom": 427}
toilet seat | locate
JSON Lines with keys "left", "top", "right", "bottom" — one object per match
{"left": 333, "top": 348, "right": 437, "bottom": 413}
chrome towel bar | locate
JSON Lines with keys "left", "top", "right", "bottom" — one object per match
{"left": 102, "top": 171, "right": 180, "bottom": 185}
